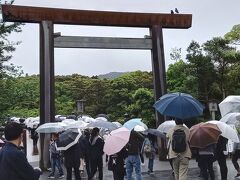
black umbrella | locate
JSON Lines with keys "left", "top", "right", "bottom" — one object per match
{"left": 147, "top": 129, "right": 166, "bottom": 139}
{"left": 56, "top": 128, "right": 82, "bottom": 151}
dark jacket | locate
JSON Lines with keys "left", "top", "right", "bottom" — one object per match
{"left": 0, "top": 142, "right": 41, "bottom": 180}
{"left": 64, "top": 142, "right": 81, "bottom": 168}
{"left": 79, "top": 135, "right": 90, "bottom": 158}
{"left": 127, "top": 131, "right": 144, "bottom": 155}
{"left": 108, "top": 148, "right": 127, "bottom": 172}
{"left": 89, "top": 136, "right": 104, "bottom": 160}
{"left": 215, "top": 136, "right": 228, "bottom": 158}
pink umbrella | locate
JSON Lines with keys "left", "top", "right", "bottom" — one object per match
{"left": 0, "top": 139, "right": 4, "bottom": 144}
{"left": 103, "top": 127, "right": 130, "bottom": 155}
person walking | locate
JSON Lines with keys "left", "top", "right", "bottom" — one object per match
{"left": 167, "top": 118, "right": 191, "bottom": 180}
{"left": 215, "top": 136, "right": 228, "bottom": 180}
{"left": 142, "top": 134, "right": 157, "bottom": 174}
{"left": 0, "top": 122, "right": 42, "bottom": 180}
{"left": 88, "top": 127, "right": 104, "bottom": 180}
{"left": 232, "top": 139, "right": 240, "bottom": 177}
{"left": 126, "top": 130, "right": 144, "bottom": 180}
{"left": 64, "top": 142, "right": 81, "bottom": 180}
{"left": 108, "top": 147, "right": 127, "bottom": 180}
{"left": 198, "top": 144, "right": 216, "bottom": 180}
{"left": 48, "top": 133, "right": 64, "bottom": 179}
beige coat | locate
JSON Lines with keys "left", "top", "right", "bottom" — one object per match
{"left": 167, "top": 125, "right": 192, "bottom": 159}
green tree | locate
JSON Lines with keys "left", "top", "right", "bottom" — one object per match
{"left": 224, "top": 24, "right": 240, "bottom": 45}
{"left": 203, "top": 37, "right": 240, "bottom": 98}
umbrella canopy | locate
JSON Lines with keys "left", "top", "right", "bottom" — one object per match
{"left": 220, "top": 112, "right": 240, "bottom": 127}
{"left": 112, "top": 121, "right": 122, "bottom": 128}
{"left": 206, "top": 120, "right": 239, "bottom": 143}
{"left": 65, "top": 120, "right": 88, "bottom": 129}
{"left": 0, "top": 139, "right": 4, "bottom": 144}
{"left": 147, "top": 129, "right": 166, "bottom": 139}
{"left": 189, "top": 123, "right": 221, "bottom": 148}
{"left": 153, "top": 92, "right": 204, "bottom": 119}
{"left": 219, "top": 96, "right": 240, "bottom": 117}
{"left": 86, "top": 121, "right": 118, "bottom": 131}
{"left": 62, "top": 119, "right": 76, "bottom": 125}
{"left": 123, "top": 118, "right": 147, "bottom": 130}
{"left": 36, "top": 122, "right": 66, "bottom": 133}
{"left": 96, "top": 114, "right": 110, "bottom": 120}
{"left": 134, "top": 125, "right": 147, "bottom": 132}
{"left": 157, "top": 120, "right": 187, "bottom": 134}
{"left": 103, "top": 127, "right": 130, "bottom": 155}
{"left": 56, "top": 128, "right": 82, "bottom": 151}
{"left": 95, "top": 117, "right": 108, "bottom": 122}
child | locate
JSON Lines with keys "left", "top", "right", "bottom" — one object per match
{"left": 48, "top": 133, "right": 64, "bottom": 179}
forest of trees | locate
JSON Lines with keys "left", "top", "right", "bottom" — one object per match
{"left": 0, "top": 6, "right": 240, "bottom": 128}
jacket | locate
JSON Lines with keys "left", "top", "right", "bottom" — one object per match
{"left": 89, "top": 136, "right": 104, "bottom": 160}
{"left": 0, "top": 142, "right": 41, "bottom": 180}
{"left": 167, "top": 125, "right": 192, "bottom": 159}
{"left": 127, "top": 131, "right": 144, "bottom": 155}
{"left": 64, "top": 142, "right": 81, "bottom": 168}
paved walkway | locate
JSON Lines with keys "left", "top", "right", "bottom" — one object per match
{"left": 26, "top": 133, "right": 239, "bottom": 179}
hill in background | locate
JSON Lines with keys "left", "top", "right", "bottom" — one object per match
{"left": 98, "top": 72, "right": 128, "bottom": 80}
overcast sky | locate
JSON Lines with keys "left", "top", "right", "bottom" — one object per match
{"left": 6, "top": 0, "right": 240, "bottom": 76}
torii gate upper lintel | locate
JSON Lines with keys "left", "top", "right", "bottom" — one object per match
{"left": 1, "top": 4, "right": 192, "bottom": 168}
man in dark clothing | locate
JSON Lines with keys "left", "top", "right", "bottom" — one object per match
{"left": 126, "top": 130, "right": 144, "bottom": 180}
{"left": 216, "top": 136, "right": 228, "bottom": 180}
{"left": 79, "top": 129, "right": 91, "bottom": 176}
{"left": 0, "top": 122, "right": 42, "bottom": 180}
{"left": 88, "top": 127, "right": 104, "bottom": 180}
{"left": 64, "top": 142, "right": 81, "bottom": 180}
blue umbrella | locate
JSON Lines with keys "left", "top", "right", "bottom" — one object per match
{"left": 153, "top": 92, "right": 204, "bottom": 119}
{"left": 123, "top": 118, "right": 147, "bottom": 130}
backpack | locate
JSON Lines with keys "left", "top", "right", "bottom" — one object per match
{"left": 144, "top": 144, "right": 152, "bottom": 158}
{"left": 172, "top": 129, "right": 186, "bottom": 153}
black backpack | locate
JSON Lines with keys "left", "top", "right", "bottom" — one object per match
{"left": 172, "top": 129, "right": 187, "bottom": 153}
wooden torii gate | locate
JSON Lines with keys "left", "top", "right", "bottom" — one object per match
{"left": 1, "top": 5, "right": 192, "bottom": 168}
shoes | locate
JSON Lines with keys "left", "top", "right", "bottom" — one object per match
{"left": 148, "top": 170, "right": 154, "bottom": 174}
{"left": 48, "top": 175, "right": 54, "bottom": 179}
{"left": 58, "top": 174, "right": 65, "bottom": 179}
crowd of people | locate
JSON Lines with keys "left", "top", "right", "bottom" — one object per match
{"left": 2, "top": 119, "right": 240, "bottom": 180}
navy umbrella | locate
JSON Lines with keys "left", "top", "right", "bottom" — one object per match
{"left": 147, "top": 129, "right": 166, "bottom": 139}
{"left": 153, "top": 92, "right": 204, "bottom": 119}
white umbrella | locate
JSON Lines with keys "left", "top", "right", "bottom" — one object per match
{"left": 65, "top": 120, "right": 88, "bottom": 129}
{"left": 220, "top": 112, "right": 240, "bottom": 127}
{"left": 134, "top": 125, "right": 147, "bottom": 132}
{"left": 219, "top": 96, "right": 240, "bottom": 117}
{"left": 95, "top": 117, "right": 108, "bottom": 122}
{"left": 112, "top": 121, "right": 122, "bottom": 128}
{"left": 157, "top": 120, "right": 187, "bottom": 134}
{"left": 206, "top": 120, "right": 239, "bottom": 142}
{"left": 36, "top": 122, "right": 66, "bottom": 133}
{"left": 62, "top": 119, "right": 76, "bottom": 125}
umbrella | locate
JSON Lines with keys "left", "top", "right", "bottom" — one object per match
{"left": 206, "top": 120, "right": 239, "bottom": 142}
{"left": 96, "top": 114, "right": 110, "bottom": 120}
{"left": 123, "top": 118, "right": 147, "bottom": 130}
{"left": 86, "top": 121, "right": 118, "bottom": 131}
{"left": 56, "top": 128, "right": 82, "bottom": 151}
{"left": 157, "top": 120, "right": 187, "bottom": 134}
{"left": 112, "top": 121, "right": 122, "bottom": 128}
{"left": 219, "top": 96, "right": 240, "bottom": 117}
{"left": 36, "top": 122, "right": 66, "bottom": 133}
{"left": 103, "top": 127, "right": 130, "bottom": 155}
{"left": 134, "top": 125, "right": 147, "bottom": 132}
{"left": 147, "top": 129, "right": 166, "bottom": 139}
{"left": 65, "top": 120, "right": 88, "bottom": 129}
{"left": 153, "top": 92, "right": 205, "bottom": 119}
{"left": 62, "top": 119, "right": 76, "bottom": 125}
{"left": 95, "top": 117, "right": 108, "bottom": 122}
{"left": 220, "top": 112, "right": 240, "bottom": 127}
{"left": 189, "top": 123, "right": 221, "bottom": 148}
{"left": 0, "top": 139, "right": 4, "bottom": 144}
